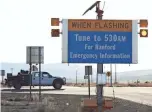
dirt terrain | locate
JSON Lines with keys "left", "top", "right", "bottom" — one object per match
{"left": 66, "top": 82, "right": 152, "bottom": 87}
{"left": 1, "top": 93, "right": 152, "bottom": 112}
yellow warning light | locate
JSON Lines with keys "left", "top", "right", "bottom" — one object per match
{"left": 51, "top": 29, "right": 60, "bottom": 37}
{"left": 140, "top": 19, "right": 148, "bottom": 27}
{"left": 51, "top": 18, "right": 60, "bottom": 26}
{"left": 106, "top": 71, "right": 111, "bottom": 77}
{"left": 140, "top": 29, "right": 148, "bottom": 37}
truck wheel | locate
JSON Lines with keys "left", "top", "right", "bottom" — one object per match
{"left": 14, "top": 83, "right": 21, "bottom": 90}
{"left": 53, "top": 81, "right": 62, "bottom": 89}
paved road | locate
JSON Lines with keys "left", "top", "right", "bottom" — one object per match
{"left": 1, "top": 86, "right": 152, "bottom": 106}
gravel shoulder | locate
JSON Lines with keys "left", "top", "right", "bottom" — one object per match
{"left": 1, "top": 93, "right": 152, "bottom": 112}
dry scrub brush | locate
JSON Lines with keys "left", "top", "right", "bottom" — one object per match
{"left": 31, "top": 94, "right": 55, "bottom": 112}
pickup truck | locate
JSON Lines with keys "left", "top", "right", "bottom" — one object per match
{"left": 5, "top": 71, "right": 66, "bottom": 90}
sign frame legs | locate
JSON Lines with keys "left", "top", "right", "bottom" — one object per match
{"left": 29, "top": 47, "right": 32, "bottom": 101}
{"left": 38, "top": 47, "right": 42, "bottom": 101}
{"left": 88, "top": 68, "right": 91, "bottom": 99}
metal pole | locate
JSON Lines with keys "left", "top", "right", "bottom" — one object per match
{"left": 97, "top": 3, "right": 104, "bottom": 112}
{"left": 11, "top": 68, "right": 13, "bottom": 74}
{"left": 110, "top": 64, "right": 112, "bottom": 86}
{"left": 39, "top": 47, "right": 41, "bottom": 101}
{"left": 29, "top": 47, "right": 32, "bottom": 101}
{"left": 88, "top": 68, "right": 91, "bottom": 99}
{"left": 115, "top": 64, "right": 117, "bottom": 83}
{"left": 76, "top": 69, "right": 77, "bottom": 85}
{"left": 97, "top": 64, "right": 103, "bottom": 112}
{"left": 2, "top": 75, "right": 4, "bottom": 84}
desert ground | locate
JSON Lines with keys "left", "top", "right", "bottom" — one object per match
{"left": 66, "top": 82, "right": 152, "bottom": 87}
{"left": 1, "top": 93, "right": 152, "bottom": 112}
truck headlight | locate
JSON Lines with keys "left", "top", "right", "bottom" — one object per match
{"left": 63, "top": 77, "right": 66, "bottom": 82}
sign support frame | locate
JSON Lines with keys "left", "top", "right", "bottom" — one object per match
{"left": 38, "top": 47, "right": 42, "bottom": 101}
{"left": 29, "top": 47, "right": 32, "bottom": 101}
{"left": 0, "top": 70, "right": 5, "bottom": 84}
{"left": 85, "top": 66, "right": 92, "bottom": 99}
{"left": 26, "top": 46, "right": 44, "bottom": 101}
{"left": 88, "top": 67, "right": 91, "bottom": 99}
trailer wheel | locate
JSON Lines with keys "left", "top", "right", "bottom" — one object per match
{"left": 8, "top": 83, "right": 12, "bottom": 87}
{"left": 14, "top": 83, "right": 21, "bottom": 90}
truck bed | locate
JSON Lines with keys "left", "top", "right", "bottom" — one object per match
{"left": 6, "top": 75, "right": 30, "bottom": 86}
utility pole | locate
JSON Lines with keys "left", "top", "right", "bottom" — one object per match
{"left": 91, "top": 75, "right": 93, "bottom": 83}
{"left": 83, "top": 1, "right": 105, "bottom": 112}
{"left": 76, "top": 69, "right": 78, "bottom": 85}
{"left": 11, "top": 68, "right": 13, "bottom": 74}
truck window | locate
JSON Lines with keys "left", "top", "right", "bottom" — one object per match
{"left": 34, "top": 72, "right": 39, "bottom": 77}
{"left": 42, "top": 72, "right": 49, "bottom": 77}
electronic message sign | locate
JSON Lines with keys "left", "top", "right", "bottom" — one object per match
{"left": 62, "top": 19, "right": 138, "bottom": 64}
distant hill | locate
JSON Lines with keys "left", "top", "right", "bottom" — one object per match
{"left": 117, "top": 70, "right": 152, "bottom": 83}
{"left": 0, "top": 63, "right": 152, "bottom": 83}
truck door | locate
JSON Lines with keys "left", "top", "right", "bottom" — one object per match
{"left": 41, "top": 72, "right": 53, "bottom": 86}
{"left": 32, "top": 72, "right": 40, "bottom": 86}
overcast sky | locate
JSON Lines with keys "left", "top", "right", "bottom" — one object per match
{"left": 0, "top": 0, "right": 151, "bottom": 72}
